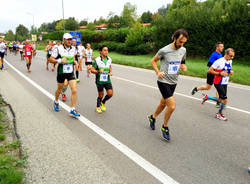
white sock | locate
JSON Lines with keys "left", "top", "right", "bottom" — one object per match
{"left": 55, "top": 100, "right": 59, "bottom": 104}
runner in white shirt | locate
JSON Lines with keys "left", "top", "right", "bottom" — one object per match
{"left": 0, "top": 39, "right": 6, "bottom": 70}
{"left": 77, "top": 42, "right": 85, "bottom": 71}
{"left": 19, "top": 42, "right": 24, "bottom": 60}
{"left": 84, "top": 43, "right": 93, "bottom": 78}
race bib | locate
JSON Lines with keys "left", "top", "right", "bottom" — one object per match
{"left": 221, "top": 76, "right": 229, "bottom": 85}
{"left": 168, "top": 61, "right": 180, "bottom": 74}
{"left": 26, "top": 51, "right": 31, "bottom": 56}
{"left": 63, "top": 63, "right": 73, "bottom": 73}
{"left": 49, "top": 51, "right": 52, "bottom": 55}
{"left": 100, "top": 73, "right": 108, "bottom": 82}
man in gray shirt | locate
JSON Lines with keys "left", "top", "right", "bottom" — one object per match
{"left": 147, "top": 29, "right": 188, "bottom": 141}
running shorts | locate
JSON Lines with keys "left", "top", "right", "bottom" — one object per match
{"left": 214, "top": 84, "right": 227, "bottom": 100}
{"left": 0, "top": 52, "right": 5, "bottom": 58}
{"left": 157, "top": 81, "right": 177, "bottom": 99}
{"left": 206, "top": 72, "right": 214, "bottom": 85}
{"left": 96, "top": 83, "right": 113, "bottom": 92}
{"left": 57, "top": 73, "right": 75, "bottom": 83}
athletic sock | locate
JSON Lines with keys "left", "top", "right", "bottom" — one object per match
{"left": 207, "top": 96, "right": 218, "bottom": 102}
{"left": 219, "top": 103, "right": 226, "bottom": 113}
{"left": 151, "top": 115, "right": 155, "bottom": 121}
{"left": 102, "top": 95, "right": 111, "bottom": 104}
{"left": 26, "top": 64, "right": 29, "bottom": 69}
{"left": 97, "top": 97, "right": 102, "bottom": 107}
{"left": 62, "top": 86, "right": 68, "bottom": 94}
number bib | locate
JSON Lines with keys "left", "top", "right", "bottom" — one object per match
{"left": 100, "top": 73, "right": 108, "bottom": 82}
{"left": 168, "top": 61, "right": 180, "bottom": 74}
{"left": 221, "top": 76, "right": 229, "bottom": 85}
{"left": 63, "top": 63, "right": 73, "bottom": 73}
{"left": 26, "top": 51, "right": 31, "bottom": 56}
{"left": 49, "top": 51, "right": 52, "bottom": 55}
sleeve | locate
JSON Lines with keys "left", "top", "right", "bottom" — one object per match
{"left": 208, "top": 53, "right": 215, "bottom": 63}
{"left": 211, "top": 60, "right": 220, "bottom": 69}
{"left": 51, "top": 47, "right": 59, "bottom": 58}
{"left": 182, "top": 50, "right": 186, "bottom": 61}
{"left": 92, "top": 60, "right": 98, "bottom": 69}
{"left": 156, "top": 48, "right": 165, "bottom": 59}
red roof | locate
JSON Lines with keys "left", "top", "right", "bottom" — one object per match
{"left": 96, "top": 24, "right": 107, "bottom": 28}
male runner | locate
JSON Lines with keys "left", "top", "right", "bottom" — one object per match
{"left": 147, "top": 29, "right": 188, "bottom": 141}
{"left": 19, "top": 42, "right": 24, "bottom": 60}
{"left": 91, "top": 45, "right": 113, "bottom": 114}
{"left": 191, "top": 42, "right": 224, "bottom": 107}
{"left": 201, "top": 48, "right": 235, "bottom": 121}
{"left": 72, "top": 39, "right": 80, "bottom": 82}
{"left": 45, "top": 41, "right": 55, "bottom": 71}
{"left": 24, "top": 40, "right": 33, "bottom": 72}
{"left": 77, "top": 42, "right": 85, "bottom": 71}
{"left": 49, "top": 33, "right": 80, "bottom": 117}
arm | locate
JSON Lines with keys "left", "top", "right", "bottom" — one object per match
{"left": 208, "top": 67, "right": 228, "bottom": 77}
{"left": 109, "top": 65, "right": 112, "bottom": 76}
{"left": 91, "top": 61, "right": 98, "bottom": 74}
{"left": 151, "top": 55, "right": 164, "bottom": 78}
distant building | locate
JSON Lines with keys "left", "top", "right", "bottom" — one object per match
{"left": 0, "top": 33, "right": 5, "bottom": 39}
{"left": 95, "top": 24, "right": 107, "bottom": 30}
{"left": 141, "top": 23, "right": 151, "bottom": 27}
{"left": 79, "top": 25, "right": 87, "bottom": 30}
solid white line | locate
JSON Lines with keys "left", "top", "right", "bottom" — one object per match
{"left": 112, "top": 76, "right": 250, "bottom": 115}
{"left": 4, "top": 59, "right": 179, "bottom": 184}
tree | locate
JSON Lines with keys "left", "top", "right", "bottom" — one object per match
{"left": 79, "top": 19, "right": 88, "bottom": 26}
{"left": 55, "top": 20, "right": 64, "bottom": 31}
{"left": 16, "top": 24, "right": 29, "bottom": 41}
{"left": 121, "top": 2, "right": 137, "bottom": 27}
{"left": 141, "top": 11, "right": 153, "bottom": 23}
{"left": 65, "top": 17, "right": 79, "bottom": 31}
{"left": 30, "top": 25, "right": 38, "bottom": 35}
{"left": 5, "top": 30, "right": 15, "bottom": 41}
{"left": 47, "top": 21, "right": 57, "bottom": 32}
{"left": 38, "top": 23, "right": 49, "bottom": 33}
{"left": 87, "top": 23, "right": 96, "bottom": 30}
{"left": 157, "top": 5, "right": 170, "bottom": 16}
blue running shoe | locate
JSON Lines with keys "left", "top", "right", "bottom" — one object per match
{"left": 147, "top": 115, "right": 155, "bottom": 130}
{"left": 69, "top": 109, "right": 80, "bottom": 117}
{"left": 161, "top": 126, "right": 170, "bottom": 141}
{"left": 248, "top": 167, "right": 250, "bottom": 173}
{"left": 54, "top": 101, "right": 59, "bottom": 112}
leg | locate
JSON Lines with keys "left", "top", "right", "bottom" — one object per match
{"left": 197, "top": 84, "right": 212, "bottom": 91}
{"left": 102, "top": 89, "right": 113, "bottom": 104}
{"left": 97, "top": 91, "right": 104, "bottom": 107}
{"left": 163, "top": 97, "right": 176, "bottom": 127}
{"left": 153, "top": 97, "right": 167, "bottom": 119}
{"left": 68, "top": 80, "right": 77, "bottom": 108}
{"left": 55, "top": 83, "right": 64, "bottom": 101}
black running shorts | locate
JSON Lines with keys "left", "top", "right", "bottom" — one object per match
{"left": 206, "top": 72, "right": 214, "bottom": 85}
{"left": 96, "top": 83, "right": 113, "bottom": 92}
{"left": 214, "top": 84, "right": 227, "bottom": 100}
{"left": 57, "top": 73, "right": 75, "bottom": 83}
{"left": 157, "top": 81, "right": 177, "bottom": 99}
{"left": 85, "top": 62, "right": 92, "bottom": 65}
{"left": 0, "top": 52, "right": 5, "bottom": 58}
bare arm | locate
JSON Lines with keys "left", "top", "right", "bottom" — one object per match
{"left": 151, "top": 55, "right": 164, "bottom": 78}
{"left": 208, "top": 67, "right": 228, "bottom": 77}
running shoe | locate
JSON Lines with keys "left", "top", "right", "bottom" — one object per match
{"left": 54, "top": 101, "right": 59, "bottom": 112}
{"left": 248, "top": 167, "right": 250, "bottom": 173}
{"left": 161, "top": 126, "right": 170, "bottom": 141}
{"left": 76, "top": 78, "right": 80, "bottom": 83}
{"left": 61, "top": 94, "right": 67, "bottom": 101}
{"left": 69, "top": 109, "right": 80, "bottom": 117}
{"left": 215, "top": 113, "right": 228, "bottom": 121}
{"left": 28, "top": 68, "right": 31, "bottom": 72}
{"left": 147, "top": 115, "right": 155, "bottom": 130}
{"left": 46, "top": 66, "right": 49, "bottom": 70}
{"left": 96, "top": 107, "right": 102, "bottom": 114}
{"left": 201, "top": 93, "right": 208, "bottom": 104}
{"left": 100, "top": 102, "right": 106, "bottom": 112}
{"left": 191, "top": 87, "right": 198, "bottom": 95}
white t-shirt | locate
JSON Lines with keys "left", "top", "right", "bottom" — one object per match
{"left": 0, "top": 42, "right": 6, "bottom": 53}
{"left": 77, "top": 46, "right": 85, "bottom": 56}
{"left": 212, "top": 57, "right": 232, "bottom": 85}
{"left": 19, "top": 45, "right": 23, "bottom": 51}
{"left": 85, "top": 49, "right": 93, "bottom": 62}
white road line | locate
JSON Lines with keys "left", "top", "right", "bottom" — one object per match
{"left": 4, "top": 59, "right": 179, "bottom": 184}
{"left": 112, "top": 76, "right": 250, "bottom": 115}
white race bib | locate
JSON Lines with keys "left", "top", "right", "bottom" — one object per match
{"left": 49, "top": 51, "right": 52, "bottom": 55}
{"left": 27, "top": 51, "right": 31, "bottom": 56}
{"left": 221, "top": 76, "right": 229, "bottom": 85}
{"left": 100, "top": 73, "right": 108, "bottom": 82}
{"left": 168, "top": 61, "right": 180, "bottom": 74}
{"left": 63, "top": 63, "right": 73, "bottom": 73}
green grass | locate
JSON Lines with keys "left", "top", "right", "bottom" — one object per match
{"left": 92, "top": 51, "right": 250, "bottom": 86}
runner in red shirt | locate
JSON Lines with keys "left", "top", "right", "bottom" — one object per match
{"left": 24, "top": 40, "right": 33, "bottom": 72}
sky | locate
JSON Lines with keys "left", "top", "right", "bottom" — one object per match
{"left": 0, "top": 0, "right": 173, "bottom": 33}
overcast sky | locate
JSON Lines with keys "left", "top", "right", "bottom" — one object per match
{"left": 0, "top": 0, "right": 174, "bottom": 33}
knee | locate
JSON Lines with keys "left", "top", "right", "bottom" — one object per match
{"left": 160, "top": 101, "right": 167, "bottom": 107}
{"left": 168, "top": 104, "right": 176, "bottom": 112}
{"left": 107, "top": 91, "right": 113, "bottom": 97}
{"left": 71, "top": 88, "right": 77, "bottom": 95}
{"left": 207, "top": 85, "right": 212, "bottom": 90}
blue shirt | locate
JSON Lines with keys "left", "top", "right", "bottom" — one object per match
{"left": 207, "top": 51, "right": 222, "bottom": 67}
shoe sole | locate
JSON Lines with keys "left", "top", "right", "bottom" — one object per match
{"left": 147, "top": 116, "right": 155, "bottom": 130}
{"left": 69, "top": 114, "right": 80, "bottom": 118}
{"left": 215, "top": 115, "right": 228, "bottom": 121}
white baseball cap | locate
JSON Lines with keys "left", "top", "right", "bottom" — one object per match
{"left": 63, "top": 33, "right": 72, "bottom": 39}
{"left": 53, "top": 41, "right": 56, "bottom": 44}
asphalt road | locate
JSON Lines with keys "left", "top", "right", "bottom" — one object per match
{"left": 2, "top": 51, "right": 250, "bottom": 184}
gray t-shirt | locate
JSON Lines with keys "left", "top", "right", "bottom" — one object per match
{"left": 157, "top": 44, "right": 186, "bottom": 84}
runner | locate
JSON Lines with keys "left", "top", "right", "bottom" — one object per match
{"left": 91, "top": 45, "right": 113, "bottom": 114}
{"left": 45, "top": 41, "right": 55, "bottom": 71}
{"left": 23, "top": 40, "right": 33, "bottom": 72}
{"left": 84, "top": 43, "right": 93, "bottom": 78}
{"left": 49, "top": 33, "right": 80, "bottom": 117}
{"left": 0, "top": 39, "right": 6, "bottom": 70}
{"left": 19, "top": 42, "right": 24, "bottom": 60}
{"left": 8, "top": 41, "right": 13, "bottom": 53}
{"left": 72, "top": 39, "right": 80, "bottom": 82}
{"left": 32, "top": 42, "right": 37, "bottom": 57}
{"left": 77, "top": 42, "right": 85, "bottom": 72}
{"left": 201, "top": 48, "right": 235, "bottom": 121}
{"left": 13, "top": 41, "right": 18, "bottom": 55}
{"left": 191, "top": 42, "right": 224, "bottom": 107}
{"left": 147, "top": 29, "right": 188, "bottom": 141}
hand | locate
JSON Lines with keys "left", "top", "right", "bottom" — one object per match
{"left": 230, "top": 70, "right": 234, "bottom": 75}
{"left": 109, "top": 72, "right": 113, "bottom": 76}
{"left": 220, "top": 71, "right": 228, "bottom": 77}
{"left": 157, "top": 72, "right": 165, "bottom": 78}
{"left": 61, "top": 57, "right": 67, "bottom": 63}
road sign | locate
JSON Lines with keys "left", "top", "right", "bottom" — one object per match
{"left": 70, "top": 32, "right": 81, "bottom": 45}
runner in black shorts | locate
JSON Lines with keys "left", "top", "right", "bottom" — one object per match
{"left": 147, "top": 29, "right": 188, "bottom": 141}
{"left": 91, "top": 45, "right": 113, "bottom": 114}
{"left": 84, "top": 43, "right": 93, "bottom": 78}
{"left": 72, "top": 39, "right": 80, "bottom": 82}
